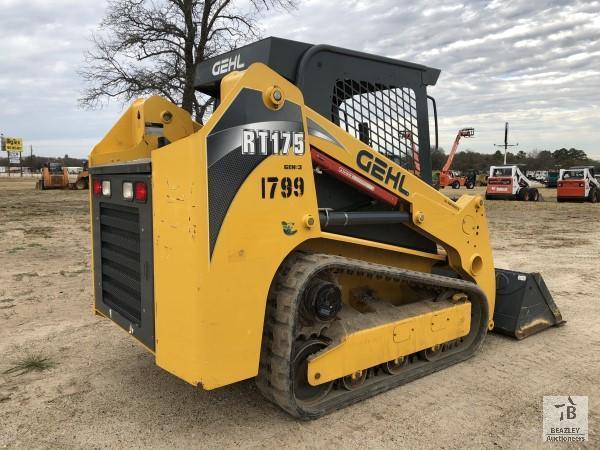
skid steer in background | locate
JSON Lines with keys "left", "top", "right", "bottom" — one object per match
{"left": 36, "top": 162, "right": 89, "bottom": 190}
{"left": 486, "top": 165, "right": 541, "bottom": 201}
{"left": 88, "top": 38, "right": 563, "bottom": 419}
{"left": 557, "top": 167, "right": 600, "bottom": 202}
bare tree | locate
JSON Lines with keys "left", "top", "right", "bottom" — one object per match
{"left": 79, "top": 0, "right": 295, "bottom": 122}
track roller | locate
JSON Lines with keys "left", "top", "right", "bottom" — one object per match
{"left": 381, "top": 356, "right": 409, "bottom": 375}
{"left": 341, "top": 370, "right": 367, "bottom": 390}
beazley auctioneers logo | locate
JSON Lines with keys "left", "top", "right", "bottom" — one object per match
{"left": 543, "top": 396, "right": 588, "bottom": 442}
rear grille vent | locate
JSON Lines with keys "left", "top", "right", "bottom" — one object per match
{"left": 99, "top": 203, "right": 142, "bottom": 323}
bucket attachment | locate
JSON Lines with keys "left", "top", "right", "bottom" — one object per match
{"left": 493, "top": 268, "right": 565, "bottom": 339}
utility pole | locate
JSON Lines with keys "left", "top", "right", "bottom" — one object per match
{"left": 494, "top": 122, "right": 518, "bottom": 165}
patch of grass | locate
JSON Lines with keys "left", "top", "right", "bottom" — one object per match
{"left": 4, "top": 353, "right": 55, "bottom": 375}
{"left": 24, "top": 227, "right": 53, "bottom": 238}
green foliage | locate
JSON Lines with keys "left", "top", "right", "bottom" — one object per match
{"left": 431, "top": 147, "right": 598, "bottom": 173}
{"left": 0, "top": 154, "right": 86, "bottom": 170}
{"left": 4, "top": 354, "right": 55, "bottom": 375}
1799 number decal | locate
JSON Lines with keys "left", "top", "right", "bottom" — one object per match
{"left": 261, "top": 177, "right": 304, "bottom": 199}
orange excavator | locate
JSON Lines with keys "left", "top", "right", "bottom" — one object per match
{"left": 438, "top": 128, "right": 475, "bottom": 189}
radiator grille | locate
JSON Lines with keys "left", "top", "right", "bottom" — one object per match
{"left": 99, "top": 203, "right": 142, "bottom": 323}
{"left": 332, "top": 80, "right": 419, "bottom": 173}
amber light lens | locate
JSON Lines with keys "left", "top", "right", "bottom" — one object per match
{"left": 134, "top": 181, "right": 147, "bottom": 202}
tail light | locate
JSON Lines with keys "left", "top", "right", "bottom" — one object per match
{"left": 122, "top": 182, "right": 134, "bottom": 201}
{"left": 102, "top": 180, "right": 111, "bottom": 197}
{"left": 579, "top": 182, "right": 585, "bottom": 187}
{"left": 93, "top": 179, "right": 102, "bottom": 197}
{"left": 557, "top": 182, "right": 563, "bottom": 187}
{"left": 134, "top": 181, "right": 147, "bottom": 202}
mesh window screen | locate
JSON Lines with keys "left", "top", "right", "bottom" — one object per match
{"left": 332, "top": 80, "right": 420, "bottom": 174}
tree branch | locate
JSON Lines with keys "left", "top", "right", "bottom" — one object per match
{"left": 80, "top": 0, "right": 298, "bottom": 121}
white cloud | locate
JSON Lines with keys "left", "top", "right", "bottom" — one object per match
{"left": 0, "top": 0, "right": 599, "bottom": 159}
{"left": 0, "top": 0, "right": 120, "bottom": 158}
{"left": 262, "top": 0, "right": 600, "bottom": 156}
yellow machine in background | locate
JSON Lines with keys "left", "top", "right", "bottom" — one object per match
{"left": 89, "top": 38, "right": 563, "bottom": 418}
{"left": 35, "top": 162, "right": 89, "bottom": 190}
{"left": 36, "top": 163, "right": 69, "bottom": 190}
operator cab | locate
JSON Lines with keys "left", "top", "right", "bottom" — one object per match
{"left": 560, "top": 166, "right": 596, "bottom": 179}
{"left": 195, "top": 37, "right": 441, "bottom": 184}
{"left": 195, "top": 37, "right": 443, "bottom": 254}
{"left": 47, "top": 162, "right": 64, "bottom": 174}
{"left": 490, "top": 167, "right": 513, "bottom": 177}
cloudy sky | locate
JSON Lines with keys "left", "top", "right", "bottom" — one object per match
{"left": 0, "top": 0, "right": 599, "bottom": 159}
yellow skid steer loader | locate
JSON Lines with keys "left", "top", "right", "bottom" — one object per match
{"left": 88, "top": 38, "right": 563, "bottom": 419}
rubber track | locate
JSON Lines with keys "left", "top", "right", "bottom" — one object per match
{"left": 256, "top": 252, "right": 489, "bottom": 419}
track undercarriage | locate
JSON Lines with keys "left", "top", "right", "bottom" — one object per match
{"left": 257, "top": 252, "right": 489, "bottom": 419}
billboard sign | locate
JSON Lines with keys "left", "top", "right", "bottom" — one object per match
{"left": 1, "top": 136, "right": 24, "bottom": 152}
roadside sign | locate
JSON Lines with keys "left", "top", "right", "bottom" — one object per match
{"left": 1, "top": 136, "right": 23, "bottom": 152}
{"left": 8, "top": 151, "right": 21, "bottom": 164}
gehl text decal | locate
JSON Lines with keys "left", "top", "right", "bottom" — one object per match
{"left": 356, "top": 149, "right": 410, "bottom": 196}
{"left": 242, "top": 130, "right": 305, "bottom": 156}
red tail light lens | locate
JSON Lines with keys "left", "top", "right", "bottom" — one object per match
{"left": 579, "top": 182, "right": 585, "bottom": 187}
{"left": 557, "top": 182, "right": 562, "bottom": 187}
{"left": 134, "top": 181, "right": 147, "bottom": 202}
{"left": 93, "top": 179, "right": 102, "bottom": 197}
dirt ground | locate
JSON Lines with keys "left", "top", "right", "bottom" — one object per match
{"left": 0, "top": 178, "right": 597, "bottom": 449}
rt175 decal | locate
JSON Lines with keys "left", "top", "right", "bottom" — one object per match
{"left": 242, "top": 130, "right": 305, "bottom": 156}
{"left": 356, "top": 149, "right": 410, "bottom": 196}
